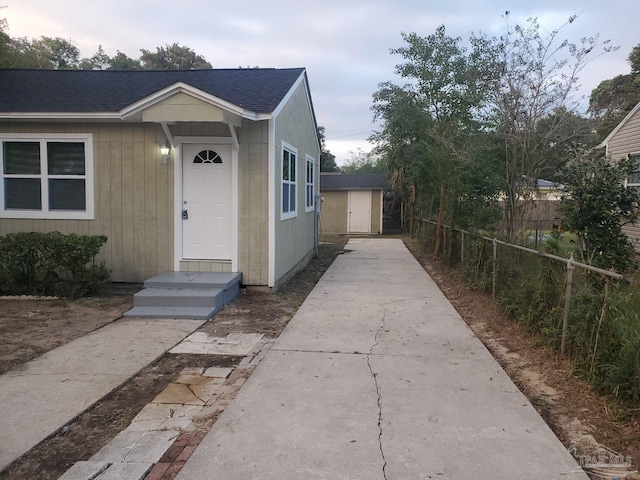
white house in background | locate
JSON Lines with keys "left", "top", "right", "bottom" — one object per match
{"left": 535, "top": 179, "right": 566, "bottom": 201}
{"left": 598, "top": 99, "right": 640, "bottom": 249}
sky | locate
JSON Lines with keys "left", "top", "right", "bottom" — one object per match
{"left": 2, "top": 0, "right": 639, "bottom": 165}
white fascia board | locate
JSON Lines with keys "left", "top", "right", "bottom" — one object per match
{"left": 271, "top": 71, "right": 306, "bottom": 119}
{"left": 271, "top": 70, "right": 320, "bottom": 152}
{"left": 268, "top": 118, "right": 276, "bottom": 288}
{"left": 0, "top": 112, "right": 121, "bottom": 120}
{"left": 598, "top": 99, "right": 640, "bottom": 149}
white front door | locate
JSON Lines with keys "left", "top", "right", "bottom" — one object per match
{"left": 348, "top": 190, "right": 371, "bottom": 233}
{"left": 182, "top": 144, "right": 232, "bottom": 259}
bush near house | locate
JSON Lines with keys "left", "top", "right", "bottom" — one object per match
{"left": 0, "top": 232, "right": 110, "bottom": 297}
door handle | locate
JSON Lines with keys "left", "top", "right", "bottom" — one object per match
{"left": 182, "top": 209, "right": 188, "bottom": 219}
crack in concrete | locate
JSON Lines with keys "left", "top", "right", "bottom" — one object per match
{"left": 121, "top": 432, "right": 148, "bottom": 462}
{"left": 367, "top": 306, "right": 388, "bottom": 479}
{"left": 187, "top": 384, "right": 208, "bottom": 404}
{"left": 383, "top": 295, "right": 430, "bottom": 306}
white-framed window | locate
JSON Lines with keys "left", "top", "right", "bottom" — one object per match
{"left": 305, "top": 154, "right": 315, "bottom": 213}
{"left": 627, "top": 153, "right": 640, "bottom": 191}
{"left": 0, "top": 134, "right": 94, "bottom": 219}
{"left": 281, "top": 142, "right": 297, "bottom": 219}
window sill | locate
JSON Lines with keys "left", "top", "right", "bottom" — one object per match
{"left": 280, "top": 211, "right": 298, "bottom": 221}
{"left": 0, "top": 210, "right": 94, "bottom": 220}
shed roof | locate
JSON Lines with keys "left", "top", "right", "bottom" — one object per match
{"left": 320, "top": 173, "right": 389, "bottom": 190}
{"left": 0, "top": 68, "right": 306, "bottom": 114}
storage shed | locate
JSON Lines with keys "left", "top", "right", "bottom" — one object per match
{"left": 319, "top": 173, "right": 389, "bottom": 234}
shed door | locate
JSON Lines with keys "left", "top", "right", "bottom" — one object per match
{"left": 182, "top": 144, "right": 232, "bottom": 259}
{"left": 348, "top": 190, "right": 371, "bottom": 233}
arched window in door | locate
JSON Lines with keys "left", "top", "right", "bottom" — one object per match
{"left": 193, "top": 150, "right": 223, "bottom": 164}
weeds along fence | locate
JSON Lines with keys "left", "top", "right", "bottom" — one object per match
{"left": 417, "top": 219, "right": 640, "bottom": 406}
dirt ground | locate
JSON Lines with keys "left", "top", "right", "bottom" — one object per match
{"left": 1, "top": 234, "right": 638, "bottom": 478}
{"left": 0, "top": 237, "right": 347, "bottom": 480}
{"left": 403, "top": 236, "right": 640, "bottom": 474}
{"left": 0, "top": 291, "right": 135, "bottom": 375}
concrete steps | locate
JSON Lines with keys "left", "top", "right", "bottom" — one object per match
{"left": 124, "top": 272, "right": 242, "bottom": 320}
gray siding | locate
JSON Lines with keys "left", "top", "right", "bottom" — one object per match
{"left": 606, "top": 106, "right": 640, "bottom": 249}
{"left": 273, "top": 81, "right": 320, "bottom": 285}
{"left": 607, "top": 109, "right": 640, "bottom": 159}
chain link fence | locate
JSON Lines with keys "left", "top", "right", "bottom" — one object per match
{"left": 416, "top": 219, "right": 640, "bottom": 405}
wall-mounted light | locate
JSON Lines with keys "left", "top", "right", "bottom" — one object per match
{"left": 160, "top": 144, "right": 170, "bottom": 164}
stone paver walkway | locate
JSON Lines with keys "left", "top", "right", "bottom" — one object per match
{"left": 0, "top": 318, "right": 204, "bottom": 471}
{"left": 58, "top": 335, "right": 274, "bottom": 480}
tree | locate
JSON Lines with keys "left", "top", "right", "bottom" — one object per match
{"left": 629, "top": 43, "right": 640, "bottom": 75}
{"left": 28, "top": 36, "right": 81, "bottom": 69}
{"left": 79, "top": 45, "right": 110, "bottom": 70}
{"left": 107, "top": 50, "right": 141, "bottom": 70}
{"left": 533, "top": 108, "right": 598, "bottom": 183}
{"left": 0, "top": 16, "right": 207, "bottom": 72}
{"left": 340, "top": 149, "right": 385, "bottom": 174}
{"left": 317, "top": 126, "right": 338, "bottom": 172}
{"left": 476, "top": 13, "right": 614, "bottom": 240}
{"left": 373, "top": 26, "right": 488, "bottom": 252}
{"left": 0, "top": 16, "right": 15, "bottom": 67}
{"left": 140, "top": 43, "right": 211, "bottom": 70}
{"left": 371, "top": 82, "right": 431, "bottom": 234}
{"left": 558, "top": 152, "right": 640, "bottom": 272}
{"left": 589, "top": 44, "right": 640, "bottom": 141}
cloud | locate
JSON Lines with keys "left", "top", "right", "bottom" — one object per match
{"left": 3, "top": 0, "right": 639, "bottom": 163}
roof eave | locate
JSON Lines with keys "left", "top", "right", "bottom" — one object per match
{"left": 272, "top": 69, "right": 321, "bottom": 152}
{"left": 0, "top": 112, "right": 122, "bottom": 120}
{"left": 598, "top": 99, "right": 640, "bottom": 149}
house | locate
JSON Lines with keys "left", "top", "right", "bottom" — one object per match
{"left": 319, "top": 173, "right": 389, "bottom": 234}
{"left": 535, "top": 179, "right": 566, "bottom": 201}
{"left": 598, "top": 99, "right": 640, "bottom": 249}
{"left": 0, "top": 68, "right": 321, "bottom": 290}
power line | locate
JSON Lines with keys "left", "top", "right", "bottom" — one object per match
{"left": 325, "top": 126, "right": 377, "bottom": 140}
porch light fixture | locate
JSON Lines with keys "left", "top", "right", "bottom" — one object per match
{"left": 160, "top": 144, "right": 170, "bottom": 164}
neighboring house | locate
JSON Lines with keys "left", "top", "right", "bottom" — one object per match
{"left": 0, "top": 68, "right": 320, "bottom": 289}
{"left": 535, "top": 179, "right": 566, "bottom": 201}
{"left": 599, "top": 99, "right": 640, "bottom": 249}
{"left": 319, "top": 173, "right": 389, "bottom": 234}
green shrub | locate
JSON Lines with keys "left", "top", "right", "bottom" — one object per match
{"left": 0, "top": 232, "right": 110, "bottom": 297}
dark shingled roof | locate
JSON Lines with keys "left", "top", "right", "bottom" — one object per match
{"left": 320, "top": 173, "right": 389, "bottom": 190}
{"left": 0, "top": 68, "right": 306, "bottom": 113}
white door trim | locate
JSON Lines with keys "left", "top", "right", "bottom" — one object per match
{"left": 268, "top": 119, "right": 276, "bottom": 287}
{"left": 173, "top": 136, "right": 238, "bottom": 272}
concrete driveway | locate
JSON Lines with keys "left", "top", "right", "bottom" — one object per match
{"left": 176, "top": 238, "right": 587, "bottom": 480}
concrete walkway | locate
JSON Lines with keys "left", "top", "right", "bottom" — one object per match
{"left": 177, "top": 238, "right": 587, "bottom": 480}
{"left": 0, "top": 318, "right": 204, "bottom": 471}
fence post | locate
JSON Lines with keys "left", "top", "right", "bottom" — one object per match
{"left": 560, "top": 254, "right": 575, "bottom": 357}
{"left": 443, "top": 225, "right": 447, "bottom": 260}
{"left": 492, "top": 238, "right": 497, "bottom": 300}
{"left": 461, "top": 230, "right": 465, "bottom": 265}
